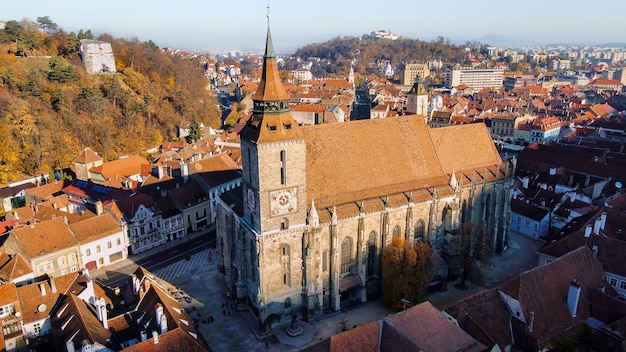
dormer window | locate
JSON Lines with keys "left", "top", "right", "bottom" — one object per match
{"left": 284, "top": 124, "right": 292, "bottom": 131}
{"left": 268, "top": 125, "right": 277, "bottom": 132}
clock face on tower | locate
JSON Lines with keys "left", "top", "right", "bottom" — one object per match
{"left": 270, "top": 188, "right": 298, "bottom": 216}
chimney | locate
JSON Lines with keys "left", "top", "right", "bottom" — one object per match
{"left": 528, "top": 310, "right": 535, "bottom": 332}
{"left": 39, "top": 282, "right": 46, "bottom": 296}
{"left": 140, "top": 331, "right": 147, "bottom": 342}
{"left": 157, "top": 165, "right": 164, "bottom": 180}
{"left": 567, "top": 280, "right": 581, "bottom": 317}
{"left": 600, "top": 212, "right": 607, "bottom": 231}
{"left": 95, "top": 201, "right": 103, "bottom": 216}
{"left": 584, "top": 225, "right": 592, "bottom": 238}
{"left": 522, "top": 176, "right": 529, "bottom": 189}
{"left": 96, "top": 297, "right": 108, "bottom": 329}
{"left": 66, "top": 340, "right": 76, "bottom": 352}
{"left": 152, "top": 330, "right": 159, "bottom": 344}
{"left": 160, "top": 313, "right": 168, "bottom": 334}
{"left": 50, "top": 276, "right": 57, "bottom": 293}
{"left": 63, "top": 216, "right": 68, "bottom": 225}
{"left": 593, "top": 217, "right": 602, "bottom": 235}
{"left": 155, "top": 303, "right": 164, "bottom": 329}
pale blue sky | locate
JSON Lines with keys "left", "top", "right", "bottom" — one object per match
{"left": 3, "top": 0, "right": 625, "bottom": 53}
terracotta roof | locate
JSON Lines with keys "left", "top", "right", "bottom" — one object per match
{"left": 17, "top": 272, "right": 89, "bottom": 324}
{"left": 25, "top": 181, "right": 67, "bottom": 200}
{"left": 0, "top": 252, "right": 32, "bottom": 282}
{"left": 303, "top": 115, "right": 446, "bottom": 208}
{"left": 116, "top": 193, "right": 160, "bottom": 220}
{"left": 386, "top": 301, "right": 486, "bottom": 352}
{"left": 189, "top": 154, "right": 242, "bottom": 188}
{"left": 251, "top": 28, "right": 291, "bottom": 102}
{"left": 328, "top": 320, "right": 381, "bottom": 351}
{"left": 69, "top": 213, "right": 122, "bottom": 244}
{"left": 91, "top": 155, "right": 150, "bottom": 181}
{"left": 11, "top": 217, "right": 78, "bottom": 258}
{"left": 74, "top": 147, "right": 103, "bottom": 164}
{"left": 499, "top": 247, "right": 605, "bottom": 345}
{"left": 169, "top": 179, "right": 207, "bottom": 210}
{"left": 51, "top": 293, "right": 120, "bottom": 351}
{"left": 0, "top": 281, "right": 18, "bottom": 306}
{"left": 429, "top": 123, "right": 503, "bottom": 174}
{"left": 446, "top": 288, "right": 514, "bottom": 348}
{"left": 240, "top": 111, "right": 305, "bottom": 143}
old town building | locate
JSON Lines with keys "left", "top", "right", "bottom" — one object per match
{"left": 216, "top": 24, "right": 513, "bottom": 333}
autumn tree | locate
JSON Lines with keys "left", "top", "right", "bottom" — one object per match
{"left": 382, "top": 237, "right": 433, "bottom": 309}
{"left": 450, "top": 222, "right": 495, "bottom": 290}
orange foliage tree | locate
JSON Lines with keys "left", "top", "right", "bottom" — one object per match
{"left": 381, "top": 237, "right": 434, "bottom": 309}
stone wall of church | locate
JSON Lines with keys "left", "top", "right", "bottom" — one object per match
{"left": 218, "top": 176, "right": 512, "bottom": 330}
{"left": 256, "top": 140, "right": 308, "bottom": 231}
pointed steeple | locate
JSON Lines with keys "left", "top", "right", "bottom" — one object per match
{"left": 449, "top": 169, "right": 458, "bottom": 190}
{"left": 308, "top": 200, "right": 319, "bottom": 227}
{"left": 240, "top": 10, "right": 303, "bottom": 143}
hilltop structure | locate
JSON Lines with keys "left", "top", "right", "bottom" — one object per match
{"left": 216, "top": 22, "right": 513, "bottom": 333}
{"left": 80, "top": 39, "right": 117, "bottom": 75}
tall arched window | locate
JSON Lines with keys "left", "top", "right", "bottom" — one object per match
{"left": 280, "top": 244, "right": 290, "bottom": 286}
{"left": 415, "top": 219, "right": 425, "bottom": 241}
{"left": 393, "top": 225, "right": 401, "bottom": 238}
{"left": 341, "top": 237, "right": 353, "bottom": 275}
{"left": 462, "top": 200, "right": 468, "bottom": 223}
{"left": 280, "top": 150, "right": 286, "bottom": 185}
{"left": 249, "top": 239, "right": 256, "bottom": 282}
{"left": 367, "top": 231, "right": 377, "bottom": 277}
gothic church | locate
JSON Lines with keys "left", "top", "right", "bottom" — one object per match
{"left": 216, "top": 25, "right": 512, "bottom": 332}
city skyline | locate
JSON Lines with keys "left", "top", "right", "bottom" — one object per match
{"left": 3, "top": 0, "right": 626, "bottom": 53}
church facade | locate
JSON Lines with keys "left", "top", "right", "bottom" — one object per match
{"left": 216, "top": 26, "right": 513, "bottom": 333}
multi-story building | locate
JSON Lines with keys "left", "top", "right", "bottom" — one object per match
{"left": 216, "top": 24, "right": 512, "bottom": 333}
{"left": 291, "top": 68, "right": 312, "bottom": 84}
{"left": 70, "top": 212, "right": 127, "bottom": 270}
{"left": 530, "top": 116, "right": 561, "bottom": 143}
{"left": 2, "top": 217, "right": 82, "bottom": 278}
{"left": 445, "top": 66, "right": 504, "bottom": 90}
{"left": 116, "top": 193, "right": 164, "bottom": 254}
{"left": 399, "top": 62, "right": 430, "bottom": 85}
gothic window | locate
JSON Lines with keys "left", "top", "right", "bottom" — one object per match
{"left": 393, "top": 225, "right": 401, "bottom": 238}
{"left": 249, "top": 239, "right": 256, "bottom": 282}
{"left": 284, "top": 298, "right": 291, "bottom": 308}
{"left": 280, "top": 150, "right": 286, "bottom": 185}
{"left": 322, "top": 250, "right": 328, "bottom": 272}
{"left": 415, "top": 220, "right": 425, "bottom": 241}
{"left": 341, "top": 237, "right": 353, "bottom": 275}
{"left": 485, "top": 194, "right": 491, "bottom": 229}
{"left": 367, "top": 231, "right": 377, "bottom": 277}
{"left": 281, "top": 244, "right": 291, "bottom": 286}
{"left": 462, "top": 200, "right": 468, "bottom": 223}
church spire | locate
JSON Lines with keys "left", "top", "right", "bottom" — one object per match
{"left": 240, "top": 4, "right": 303, "bottom": 143}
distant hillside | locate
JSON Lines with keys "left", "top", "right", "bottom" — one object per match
{"left": 290, "top": 36, "right": 472, "bottom": 77}
{"left": 0, "top": 19, "right": 220, "bottom": 185}
{"left": 294, "top": 36, "right": 467, "bottom": 75}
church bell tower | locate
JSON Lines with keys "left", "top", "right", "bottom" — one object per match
{"left": 239, "top": 23, "right": 307, "bottom": 235}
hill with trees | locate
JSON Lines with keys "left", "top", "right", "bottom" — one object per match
{"left": 0, "top": 17, "right": 220, "bottom": 185}
{"left": 288, "top": 35, "right": 476, "bottom": 79}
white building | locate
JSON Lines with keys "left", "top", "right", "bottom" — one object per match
{"left": 445, "top": 66, "right": 504, "bottom": 90}
{"left": 71, "top": 213, "right": 127, "bottom": 270}
{"left": 291, "top": 68, "right": 313, "bottom": 83}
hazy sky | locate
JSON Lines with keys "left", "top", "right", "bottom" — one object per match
{"left": 3, "top": 0, "right": 625, "bottom": 53}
